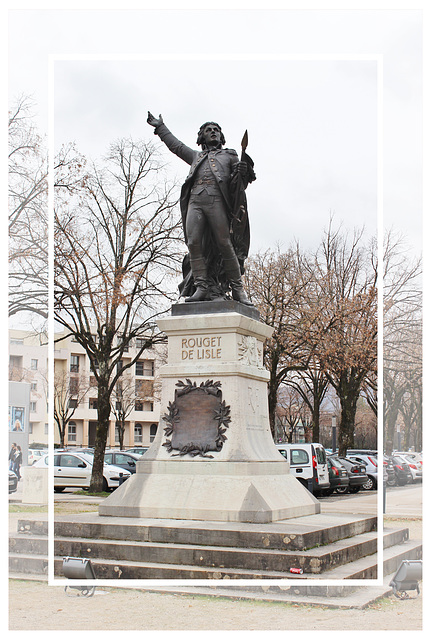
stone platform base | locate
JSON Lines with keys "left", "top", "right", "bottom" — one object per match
{"left": 99, "top": 460, "right": 320, "bottom": 523}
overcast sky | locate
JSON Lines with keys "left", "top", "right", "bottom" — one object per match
{"left": 7, "top": 4, "right": 423, "bottom": 260}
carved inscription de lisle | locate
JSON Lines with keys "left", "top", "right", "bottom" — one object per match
{"left": 181, "top": 336, "right": 222, "bottom": 360}
{"left": 162, "top": 379, "right": 231, "bottom": 458}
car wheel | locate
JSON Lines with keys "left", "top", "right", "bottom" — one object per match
{"left": 102, "top": 477, "right": 109, "bottom": 492}
{"left": 362, "top": 476, "right": 376, "bottom": 491}
{"left": 335, "top": 486, "right": 349, "bottom": 495}
{"left": 386, "top": 477, "right": 396, "bottom": 487}
{"left": 54, "top": 487, "right": 65, "bottom": 493}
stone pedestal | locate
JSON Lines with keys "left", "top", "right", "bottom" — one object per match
{"left": 100, "top": 304, "right": 320, "bottom": 523}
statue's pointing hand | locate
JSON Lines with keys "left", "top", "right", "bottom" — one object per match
{"left": 147, "top": 111, "right": 163, "bottom": 128}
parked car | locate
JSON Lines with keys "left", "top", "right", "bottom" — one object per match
{"left": 393, "top": 451, "right": 423, "bottom": 468}
{"left": 347, "top": 453, "right": 378, "bottom": 490}
{"left": 126, "top": 447, "right": 149, "bottom": 456}
{"left": 9, "top": 470, "right": 18, "bottom": 494}
{"left": 387, "top": 455, "right": 412, "bottom": 486}
{"left": 103, "top": 450, "right": 141, "bottom": 474}
{"left": 321, "top": 456, "right": 349, "bottom": 496}
{"left": 395, "top": 454, "right": 422, "bottom": 482}
{"left": 333, "top": 456, "right": 369, "bottom": 494}
{"left": 28, "top": 449, "right": 47, "bottom": 466}
{"left": 34, "top": 451, "right": 131, "bottom": 492}
{"left": 276, "top": 443, "right": 330, "bottom": 494}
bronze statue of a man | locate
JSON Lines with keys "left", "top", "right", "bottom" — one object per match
{"left": 147, "top": 112, "right": 256, "bottom": 306}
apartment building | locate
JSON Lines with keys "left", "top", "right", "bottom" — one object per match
{"left": 9, "top": 330, "right": 49, "bottom": 444}
{"left": 9, "top": 328, "right": 162, "bottom": 448}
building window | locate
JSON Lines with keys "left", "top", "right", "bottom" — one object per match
{"left": 30, "top": 359, "right": 38, "bottom": 370}
{"left": 30, "top": 401, "right": 37, "bottom": 412}
{"left": 134, "top": 423, "right": 143, "bottom": 443}
{"left": 136, "top": 337, "right": 147, "bottom": 349}
{"left": 10, "top": 338, "right": 24, "bottom": 345}
{"left": 135, "top": 379, "right": 154, "bottom": 397}
{"left": 29, "top": 422, "right": 34, "bottom": 434}
{"left": 135, "top": 360, "right": 154, "bottom": 377}
{"left": 89, "top": 398, "right": 98, "bottom": 410}
{"left": 68, "top": 421, "right": 77, "bottom": 442}
{"left": 135, "top": 401, "right": 143, "bottom": 411}
{"left": 69, "top": 398, "right": 78, "bottom": 409}
{"left": 69, "top": 377, "right": 79, "bottom": 395}
{"left": 44, "top": 423, "right": 48, "bottom": 435}
{"left": 115, "top": 422, "right": 121, "bottom": 442}
{"left": 31, "top": 382, "right": 38, "bottom": 392}
{"left": 118, "top": 335, "right": 129, "bottom": 352}
{"left": 149, "top": 423, "right": 157, "bottom": 443}
{"left": 70, "top": 355, "right": 79, "bottom": 373}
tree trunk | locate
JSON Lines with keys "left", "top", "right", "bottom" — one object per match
{"left": 312, "top": 395, "right": 320, "bottom": 442}
{"left": 337, "top": 378, "right": 360, "bottom": 456}
{"left": 89, "top": 379, "right": 111, "bottom": 492}
{"left": 267, "top": 372, "right": 278, "bottom": 440}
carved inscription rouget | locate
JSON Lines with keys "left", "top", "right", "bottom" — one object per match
{"left": 162, "top": 379, "right": 231, "bottom": 458}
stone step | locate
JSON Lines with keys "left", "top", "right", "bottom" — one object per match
{"left": 16, "top": 513, "right": 377, "bottom": 551}
{"left": 9, "top": 526, "right": 409, "bottom": 576}
{"left": 8, "top": 538, "right": 422, "bottom": 584}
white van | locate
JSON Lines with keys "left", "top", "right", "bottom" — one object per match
{"left": 276, "top": 443, "right": 330, "bottom": 495}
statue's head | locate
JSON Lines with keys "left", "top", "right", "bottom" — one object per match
{"left": 197, "top": 122, "right": 225, "bottom": 149}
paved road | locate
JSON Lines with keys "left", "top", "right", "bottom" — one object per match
{"left": 10, "top": 476, "right": 422, "bottom": 518}
{"left": 320, "top": 483, "right": 422, "bottom": 518}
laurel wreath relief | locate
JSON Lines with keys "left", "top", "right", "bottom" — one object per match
{"left": 162, "top": 379, "right": 231, "bottom": 458}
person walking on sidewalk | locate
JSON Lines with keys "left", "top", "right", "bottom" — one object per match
{"left": 13, "top": 445, "right": 22, "bottom": 480}
{"left": 9, "top": 443, "right": 17, "bottom": 471}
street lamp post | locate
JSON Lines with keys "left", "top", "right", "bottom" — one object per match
{"left": 331, "top": 415, "right": 337, "bottom": 453}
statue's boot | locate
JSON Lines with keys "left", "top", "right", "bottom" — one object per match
{"left": 185, "top": 258, "right": 209, "bottom": 302}
{"left": 224, "top": 258, "right": 254, "bottom": 307}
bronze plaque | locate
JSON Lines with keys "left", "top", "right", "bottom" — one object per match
{"left": 172, "top": 388, "right": 219, "bottom": 451}
{"left": 162, "top": 379, "right": 231, "bottom": 458}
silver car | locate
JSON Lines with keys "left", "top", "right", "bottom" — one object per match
{"left": 347, "top": 453, "right": 378, "bottom": 490}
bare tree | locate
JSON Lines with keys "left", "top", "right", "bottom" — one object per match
{"left": 55, "top": 137, "right": 183, "bottom": 491}
{"left": 382, "top": 230, "right": 422, "bottom": 452}
{"left": 9, "top": 96, "right": 48, "bottom": 319}
{"left": 303, "top": 224, "right": 378, "bottom": 455}
{"left": 244, "top": 246, "right": 318, "bottom": 436}
{"left": 284, "top": 358, "right": 330, "bottom": 442}
{"left": 276, "top": 385, "right": 311, "bottom": 443}
{"left": 110, "top": 374, "right": 141, "bottom": 450}
{"left": 51, "top": 370, "right": 90, "bottom": 448}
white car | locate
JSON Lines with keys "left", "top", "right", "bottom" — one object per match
{"left": 28, "top": 449, "right": 47, "bottom": 465}
{"left": 276, "top": 443, "right": 330, "bottom": 495}
{"left": 395, "top": 454, "right": 422, "bottom": 482}
{"left": 34, "top": 451, "right": 131, "bottom": 492}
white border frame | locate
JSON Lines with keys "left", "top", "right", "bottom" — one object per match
{"left": 48, "top": 52, "right": 383, "bottom": 588}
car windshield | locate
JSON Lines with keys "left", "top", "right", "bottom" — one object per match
{"left": 329, "top": 457, "right": 344, "bottom": 469}
{"left": 77, "top": 453, "right": 94, "bottom": 465}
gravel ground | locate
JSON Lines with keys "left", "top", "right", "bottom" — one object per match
{"left": 9, "top": 578, "right": 422, "bottom": 631}
{"left": 8, "top": 516, "right": 423, "bottom": 631}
